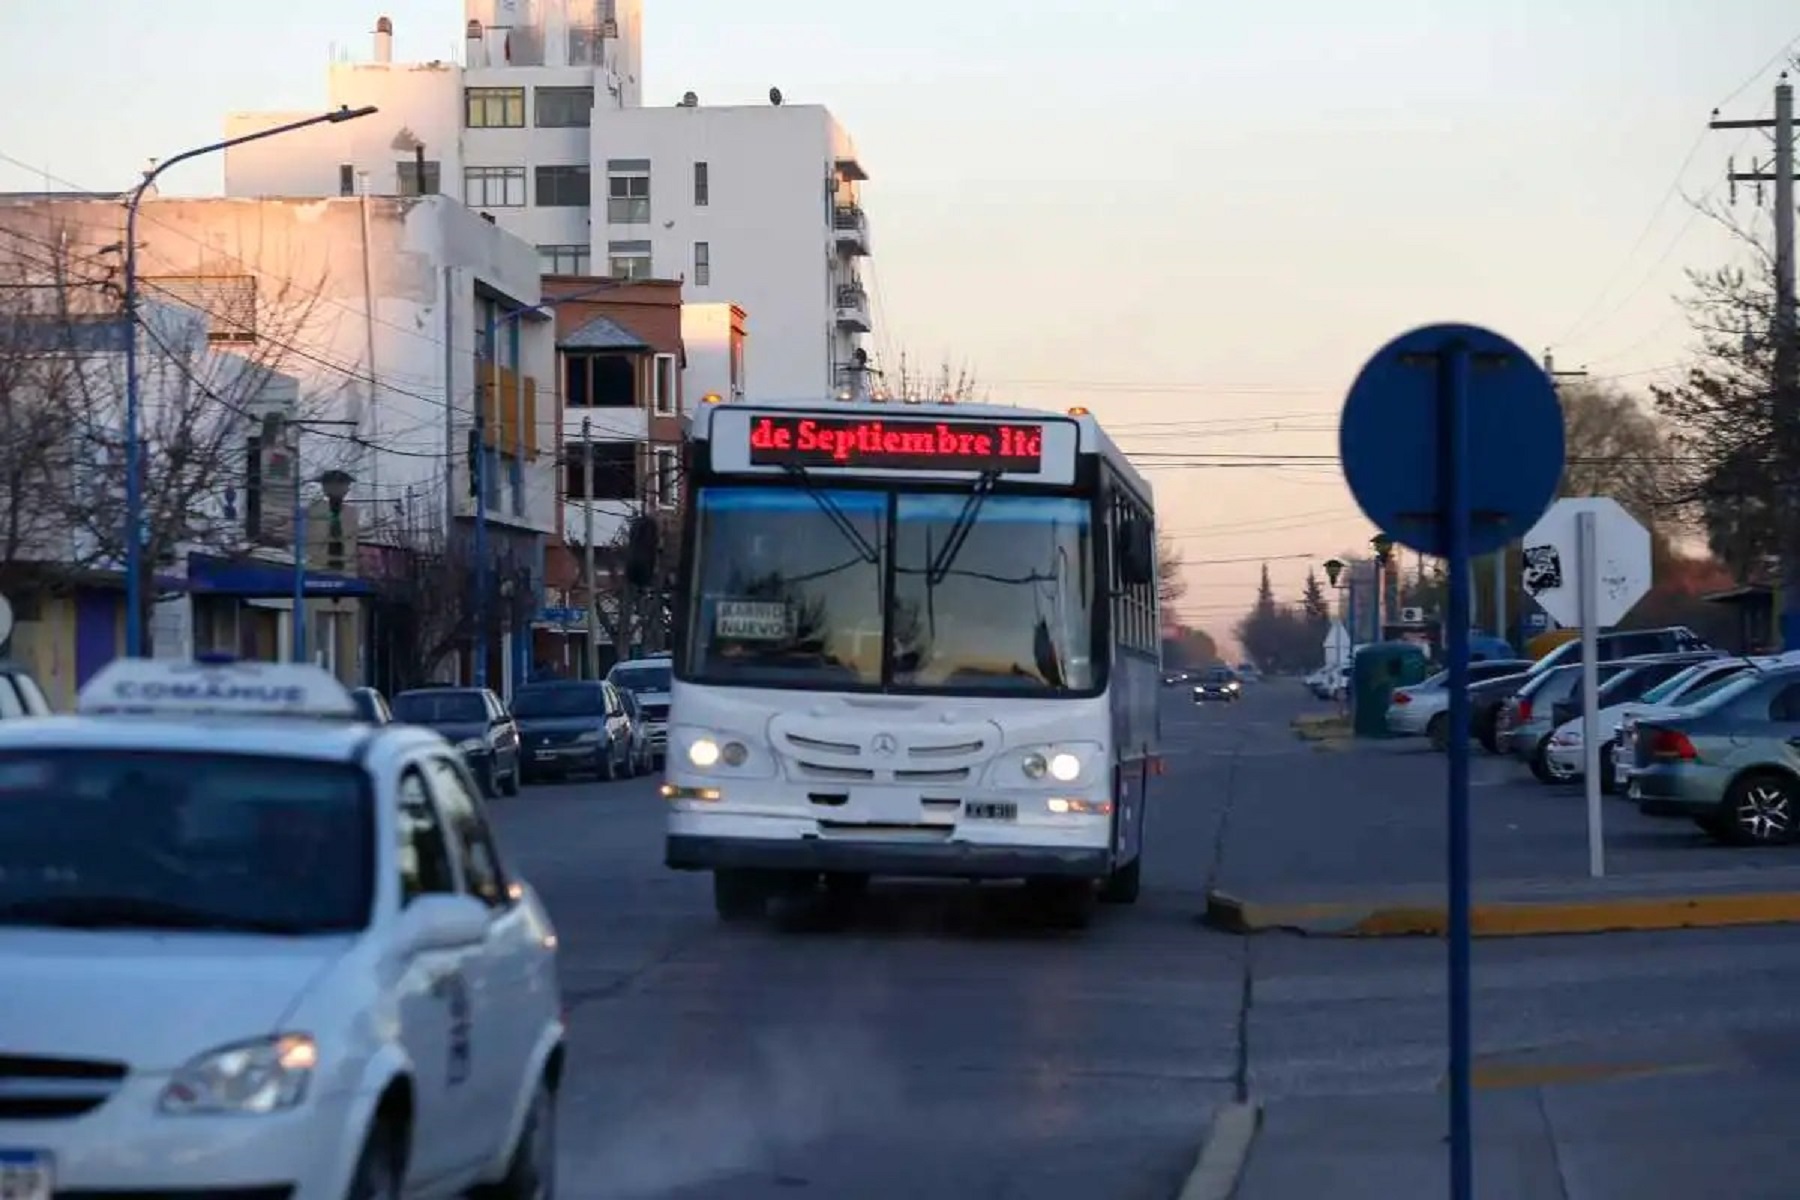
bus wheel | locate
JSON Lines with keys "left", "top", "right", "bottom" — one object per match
{"left": 713, "top": 870, "right": 768, "bottom": 922}
{"left": 1099, "top": 856, "right": 1141, "bottom": 905}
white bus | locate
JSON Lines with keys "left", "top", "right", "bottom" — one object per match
{"left": 658, "top": 399, "right": 1162, "bottom": 926}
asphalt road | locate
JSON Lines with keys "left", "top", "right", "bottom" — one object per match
{"left": 485, "top": 681, "right": 1800, "bottom": 1198}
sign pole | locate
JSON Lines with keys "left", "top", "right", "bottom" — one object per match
{"left": 1441, "top": 341, "right": 1474, "bottom": 1200}
{"left": 1578, "top": 509, "right": 1605, "bottom": 877}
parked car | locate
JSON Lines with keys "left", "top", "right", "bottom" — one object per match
{"left": 1526, "top": 626, "right": 1710, "bottom": 677}
{"left": 607, "top": 655, "right": 672, "bottom": 767}
{"left": 1236, "top": 662, "right": 1262, "bottom": 682}
{"left": 1614, "top": 654, "right": 1800, "bottom": 793}
{"left": 1630, "top": 663, "right": 1800, "bottom": 844}
{"left": 1193, "top": 666, "right": 1242, "bottom": 703}
{"left": 391, "top": 686, "right": 521, "bottom": 797}
{"left": 1540, "top": 653, "right": 1720, "bottom": 784}
{"left": 616, "top": 686, "right": 657, "bottom": 775}
{"left": 511, "top": 679, "right": 634, "bottom": 782}
{"left": 1498, "top": 661, "right": 1632, "bottom": 782}
{"left": 1387, "top": 659, "right": 1535, "bottom": 749}
{"left": 349, "top": 685, "right": 391, "bottom": 724}
{"left": 0, "top": 661, "right": 53, "bottom": 718}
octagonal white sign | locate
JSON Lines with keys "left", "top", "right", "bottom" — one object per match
{"left": 1520, "top": 496, "right": 1652, "bottom": 629}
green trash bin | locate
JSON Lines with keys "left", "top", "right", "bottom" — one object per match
{"left": 1351, "top": 642, "right": 1432, "bottom": 738}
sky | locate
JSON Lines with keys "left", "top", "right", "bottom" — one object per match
{"left": 4, "top": 0, "right": 1799, "bottom": 653}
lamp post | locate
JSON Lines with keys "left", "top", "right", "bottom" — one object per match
{"left": 471, "top": 277, "right": 634, "bottom": 690}
{"left": 1370, "top": 534, "right": 1395, "bottom": 638}
{"left": 285, "top": 418, "right": 359, "bottom": 664}
{"left": 121, "top": 104, "right": 376, "bottom": 657}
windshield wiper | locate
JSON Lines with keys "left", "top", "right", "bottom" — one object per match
{"left": 926, "top": 471, "right": 1000, "bottom": 586}
{"left": 781, "top": 465, "right": 879, "bottom": 563}
{"left": 0, "top": 895, "right": 316, "bottom": 935}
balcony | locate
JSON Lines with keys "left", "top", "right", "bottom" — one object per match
{"left": 833, "top": 205, "right": 870, "bottom": 256}
{"left": 835, "top": 285, "right": 871, "bottom": 333}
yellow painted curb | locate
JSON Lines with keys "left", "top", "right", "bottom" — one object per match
{"left": 1177, "top": 1102, "right": 1261, "bottom": 1200}
{"left": 1464, "top": 1058, "right": 1724, "bottom": 1091}
{"left": 1204, "top": 887, "right": 1800, "bottom": 938}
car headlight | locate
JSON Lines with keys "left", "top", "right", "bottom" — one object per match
{"left": 456, "top": 738, "right": 487, "bottom": 755}
{"left": 158, "top": 1034, "right": 317, "bottom": 1115}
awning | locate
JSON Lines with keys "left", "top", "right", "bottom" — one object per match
{"left": 186, "top": 553, "right": 374, "bottom": 598}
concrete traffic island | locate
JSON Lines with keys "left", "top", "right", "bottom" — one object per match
{"left": 1204, "top": 865, "right": 1800, "bottom": 937}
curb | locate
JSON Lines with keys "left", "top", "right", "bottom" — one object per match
{"left": 1177, "top": 1102, "right": 1261, "bottom": 1200}
{"left": 1203, "top": 886, "right": 1800, "bottom": 938}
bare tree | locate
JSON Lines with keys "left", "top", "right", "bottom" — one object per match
{"left": 878, "top": 347, "right": 983, "bottom": 402}
{"left": 0, "top": 219, "right": 341, "bottom": 643}
{"left": 1557, "top": 380, "right": 1672, "bottom": 528}
{"left": 1156, "top": 529, "right": 1187, "bottom": 608}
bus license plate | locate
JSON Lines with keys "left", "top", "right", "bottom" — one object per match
{"left": 0, "top": 1150, "right": 53, "bottom": 1200}
{"left": 964, "top": 801, "right": 1016, "bottom": 820}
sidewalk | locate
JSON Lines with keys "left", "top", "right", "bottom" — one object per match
{"left": 1232, "top": 1063, "right": 1796, "bottom": 1199}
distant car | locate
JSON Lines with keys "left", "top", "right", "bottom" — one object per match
{"left": 1162, "top": 671, "right": 1190, "bottom": 687}
{"left": 349, "top": 686, "right": 391, "bottom": 725}
{"left": 391, "top": 686, "right": 521, "bottom": 797}
{"left": 607, "top": 656, "right": 672, "bottom": 767}
{"left": 510, "top": 679, "right": 634, "bottom": 783}
{"left": 1193, "top": 667, "right": 1241, "bottom": 703}
{"left": 1388, "top": 659, "right": 1535, "bottom": 749}
{"left": 1235, "top": 662, "right": 1261, "bottom": 683}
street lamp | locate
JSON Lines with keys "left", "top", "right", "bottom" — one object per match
{"left": 471, "top": 277, "right": 637, "bottom": 691}
{"left": 1370, "top": 534, "right": 1395, "bottom": 635}
{"left": 284, "top": 418, "right": 359, "bottom": 663}
{"left": 120, "top": 104, "right": 377, "bottom": 657}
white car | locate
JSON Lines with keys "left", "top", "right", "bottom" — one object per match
{"left": 608, "top": 654, "right": 672, "bottom": 766}
{"left": 1386, "top": 673, "right": 1449, "bottom": 738}
{"left": 0, "top": 658, "right": 564, "bottom": 1200}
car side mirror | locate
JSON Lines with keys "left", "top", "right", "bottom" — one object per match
{"left": 396, "top": 893, "right": 489, "bottom": 954}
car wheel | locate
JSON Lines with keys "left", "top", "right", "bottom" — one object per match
{"left": 1427, "top": 713, "right": 1449, "bottom": 752}
{"left": 1724, "top": 771, "right": 1799, "bottom": 845}
{"left": 1099, "top": 855, "right": 1141, "bottom": 905}
{"left": 473, "top": 1074, "right": 557, "bottom": 1200}
{"left": 499, "top": 762, "right": 521, "bottom": 797}
{"left": 617, "top": 745, "right": 636, "bottom": 779}
{"left": 477, "top": 761, "right": 498, "bottom": 799}
{"left": 596, "top": 744, "right": 616, "bottom": 782}
{"left": 345, "top": 1118, "right": 405, "bottom": 1200}
{"left": 1598, "top": 742, "right": 1619, "bottom": 795}
{"left": 1529, "top": 739, "right": 1571, "bottom": 785}
{"left": 713, "top": 870, "right": 769, "bottom": 921}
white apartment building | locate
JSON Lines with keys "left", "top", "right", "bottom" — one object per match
{"left": 222, "top": 1, "right": 873, "bottom": 403}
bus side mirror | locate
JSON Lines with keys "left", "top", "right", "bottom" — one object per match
{"left": 1119, "top": 518, "right": 1155, "bottom": 587}
{"left": 625, "top": 518, "right": 659, "bottom": 589}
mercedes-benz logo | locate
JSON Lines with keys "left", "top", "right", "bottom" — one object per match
{"left": 871, "top": 733, "right": 898, "bottom": 757}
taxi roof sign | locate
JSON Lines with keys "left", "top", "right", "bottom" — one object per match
{"left": 77, "top": 658, "right": 360, "bottom": 719}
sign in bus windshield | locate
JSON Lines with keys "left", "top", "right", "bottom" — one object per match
{"left": 747, "top": 415, "right": 1045, "bottom": 473}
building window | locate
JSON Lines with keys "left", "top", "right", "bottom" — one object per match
{"left": 535, "top": 86, "right": 594, "bottom": 128}
{"left": 338, "top": 164, "right": 356, "bottom": 196}
{"left": 535, "top": 165, "right": 591, "bottom": 207}
{"left": 693, "top": 161, "right": 709, "bottom": 206}
{"left": 397, "top": 160, "right": 440, "bottom": 196}
{"left": 653, "top": 445, "right": 679, "bottom": 509}
{"left": 463, "top": 166, "right": 527, "bottom": 208}
{"left": 567, "top": 25, "right": 604, "bottom": 65}
{"left": 607, "top": 241, "right": 652, "bottom": 281}
{"left": 564, "top": 352, "right": 637, "bottom": 409}
{"left": 606, "top": 160, "right": 650, "bottom": 223}
{"left": 693, "top": 241, "right": 710, "bottom": 287}
{"left": 141, "top": 275, "right": 258, "bottom": 344}
{"left": 564, "top": 440, "right": 637, "bottom": 502}
{"left": 465, "top": 86, "right": 525, "bottom": 128}
{"left": 538, "top": 244, "right": 592, "bottom": 275}
{"left": 652, "top": 353, "right": 677, "bottom": 416}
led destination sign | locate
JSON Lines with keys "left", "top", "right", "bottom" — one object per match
{"left": 747, "top": 415, "right": 1045, "bottom": 473}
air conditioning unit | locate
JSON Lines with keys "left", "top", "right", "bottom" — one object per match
{"left": 1399, "top": 606, "right": 1425, "bottom": 624}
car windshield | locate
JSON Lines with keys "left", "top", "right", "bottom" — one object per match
{"left": 392, "top": 691, "right": 486, "bottom": 724}
{"left": 0, "top": 750, "right": 372, "bottom": 934}
{"left": 685, "top": 485, "right": 1096, "bottom": 695}
{"left": 610, "top": 666, "right": 672, "bottom": 694}
{"left": 512, "top": 685, "right": 606, "bottom": 718}
{"left": 1683, "top": 669, "right": 1763, "bottom": 708}
{"left": 1417, "top": 670, "right": 1448, "bottom": 688}
{"left": 1203, "top": 668, "right": 1235, "bottom": 683}
{"left": 1640, "top": 664, "right": 1710, "bottom": 704}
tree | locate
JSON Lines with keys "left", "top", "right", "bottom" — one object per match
{"left": 1157, "top": 530, "right": 1187, "bottom": 608}
{"left": 0, "top": 221, "right": 333, "bottom": 647}
{"left": 1651, "top": 249, "right": 1785, "bottom": 579}
{"left": 1558, "top": 380, "right": 1672, "bottom": 531}
{"left": 1161, "top": 623, "right": 1219, "bottom": 669}
{"left": 1300, "top": 568, "right": 1329, "bottom": 624}
{"left": 1234, "top": 564, "right": 1318, "bottom": 670}
{"left": 878, "top": 347, "right": 982, "bottom": 402}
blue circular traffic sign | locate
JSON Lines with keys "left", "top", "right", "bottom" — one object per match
{"left": 1339, "top": 323, "right": 1565, "bottom": 559}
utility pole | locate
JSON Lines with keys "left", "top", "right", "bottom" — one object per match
{"left": 1502, "top": 348, "right": 1591, "bottom": 641}
{"left": 1715, "top": 74, "right": 1799, "bottom": 649}
{"left": 580, "top": 418, "right": 599, "bottom": 679}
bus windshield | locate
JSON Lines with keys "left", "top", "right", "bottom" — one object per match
{"left": 684, "top": 485, "right": 1096, "bottom": 695}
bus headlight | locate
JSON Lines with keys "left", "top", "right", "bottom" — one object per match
{"left": 674, "top": 728, "right": 768, "bottom": 777}
{"left": 1007, "top": 744, "right": 1102, "bottom": 787}
{"left": 1048, "top": 752, "right": 1081, "bottom": 781}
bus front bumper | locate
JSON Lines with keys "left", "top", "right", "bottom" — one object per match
{"left": 666, "top": 833, "right": 1111, "bottom": 880}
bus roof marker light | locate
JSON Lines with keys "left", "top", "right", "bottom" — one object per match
{"left": 1068, "top": 406, "right": 1090, "bottom": 416}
